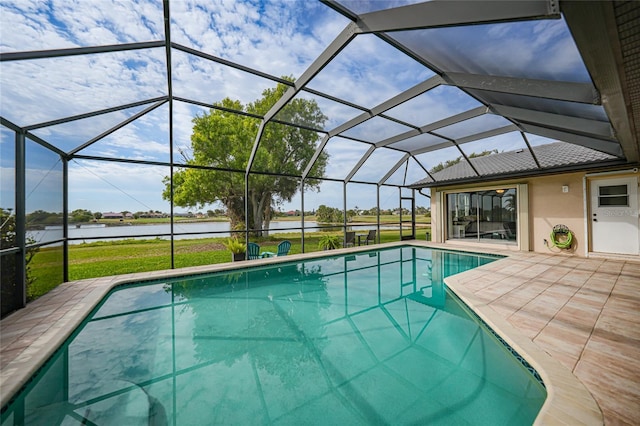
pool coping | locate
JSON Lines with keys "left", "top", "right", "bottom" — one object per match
{"left": 438, "top": 256, "right": 604, "bottom": 425}
{"left": 0, "top": 241, "right": 603, "bottom": 424}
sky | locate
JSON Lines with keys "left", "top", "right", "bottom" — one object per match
{"left": 0, "top": 0, "right": 596, "bottom": 215}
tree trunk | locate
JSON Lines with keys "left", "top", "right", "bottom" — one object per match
{"left": 262, "top": 196, "right": 272, "bottom": 238}
{"left": 250, "top": 190, "right": 273, "bottom": 238}
{"left": 249, "top": 191, "right": 263, "bottom": 237}
{"left": 224, "top": 196, "right": 245, "bottom": 231}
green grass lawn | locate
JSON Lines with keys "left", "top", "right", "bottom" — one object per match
{"left": 27, "top": 226, "right": 430, "bottom": 300}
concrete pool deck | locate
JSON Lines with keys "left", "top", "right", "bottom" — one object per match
{"left": 1, "top": 241, "right": 638, "bottom": 424}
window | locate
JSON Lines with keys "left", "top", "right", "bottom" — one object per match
{"left": 446, "top": 188, "right": 517, "bottom": 244}
{"left": 598, "top": 184, "right": 629, "bottom": 207}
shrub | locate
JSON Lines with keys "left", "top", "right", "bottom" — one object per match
{"left": 318, "top": 234, "right": 341, "bottom": 250}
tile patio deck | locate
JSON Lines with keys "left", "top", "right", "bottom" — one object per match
{"left": 438, "top": 245, "right": 640, "bottom": 425}
{"left": 1, "top": 242, "right": 639, "bottom": 424}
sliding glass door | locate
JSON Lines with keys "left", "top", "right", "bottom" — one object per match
{"left": 446, "top": 188, "right": 517, "bottom": 244}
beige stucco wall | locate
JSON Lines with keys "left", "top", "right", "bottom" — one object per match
{"left": 431, "top": 170, "right": 638, "bottom": 256}
{"left": 430, "top": 170, "right": 638, "bottom": 257}
{"left": 528, "top": 172, "right": 585, "bottom": 254}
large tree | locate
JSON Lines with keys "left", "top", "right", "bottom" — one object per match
{"left": 164, "top": 78, "right": 328, "bottom": 235}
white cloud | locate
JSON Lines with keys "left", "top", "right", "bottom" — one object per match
{"left": 307, "top": 33, "right": 433, "bottom": 108}
{"left": 0, "top": 166, "right": 16, "bottom": 210}
{"left": 384, "top": 85, "right": 481, "bottom": 127}
{"left": 1, "top": 2, "right": 76, "bottom": 52}
{"left": 414, "top": 145, "right": 461, "bottom": 172}
{"left": 295, "top": 179, "right": 385, "bottom": 212}
{"left": 342, "top": 117, "right": 413, "bottom": 143}
{"left": 352, "top": 147, "right": 406, "bottom": 183}
{"left": 1, "top": 48, "right": 167, "bottom": 127}
{"left": 172, "top": 101, "right": 207, "bottom": 160}
{"left": 170, "top": 0, "right": 347, "bottom": 79}
{"left": 459, "top": 131, "right": 527, "bottom": 156}
{"left": 1, "top": 1, "right": 596, "bottom": 216}
{"left": 1, "top": 0, "right": 164, "bottom": 52}
{"left": 294, "top": 91, "right": 361, "bottom": 131}
{"left": 68, "top": 160, "right": 169, "bottom": 212}
{"left": 24, "top": 166, "right": 64, "bottom": 212}
{"left": 50, "top": 0, "right": 163, "bottom": 45}
{"left": 171, "top": 49, "right": 273, "bottom": 106}
{"left": 322, "top": 138, "right": 371, "bottom": 179}
{"left": 30, "top": 107, "right": 152, "bottom": 153}
{"left": 74, "top": 104, "right": 171, "bottom": 161}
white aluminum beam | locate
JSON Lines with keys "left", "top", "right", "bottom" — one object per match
{"left": 69, "top": 100, "right": 168, "bottom": 156}
{"left": 412, "top": 140, "right": 455, "bottom": 156}
{"left": 24, "top": 97, "right": 168, "bottom": 131}
{"left": 420, "top": 106, "right": 488, "bottom": 134}
{"left": 330, "top": 75, "right": 443, "bottom": 137}
{"left": 453, "top": 124, "right": 520, "bottom": 145}
{"left": 302, "top": 135, "right": 331, "bottom": 179}
{"left": 375, "top": 130, "right": 421, "bottom": 149}
{"left": 379, "top": 153, "right": 410, "bottom": 185}
{"left": 357, "top": 1, "right": 559, "bottom": 33}
{"left": 519, "top": 123, "right": 624, "bottom": 157}
{"left": 248, "top": 22, "right": 361, "bottom": 174}
{"left": 0, "top": 41, "right": 165, "bottom": 62}
{"left": 520, "top": 132, "right": 542, "bottom": 168}
{"left": 490, "top": 104, "right": 615, "bottom": 139}
{"left": 262, "top": 22, "right": 361, "bottom": 123}
{"left": 172, "top": 43, "right": 287, "bottom": 87}
{"left": 562, "top": 1, "right": 638, "bottom": 162}
{"left": 376, "top": 106, "right": 487, "bottom": 148}
{"left": 410, "top": 124, "right": 517, "bottom": 156}
{"left": 345, "top": 145, "right": 375, "bottom": 182}
{"left": 444, "top": 72, "right": 600, "bottom": 104}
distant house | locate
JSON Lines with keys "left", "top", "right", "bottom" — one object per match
{"left": 102, "top": 212, "right": 124, "bottom": 219}
{"left": 139, "top": 212, "right": 167, "bottom": 218}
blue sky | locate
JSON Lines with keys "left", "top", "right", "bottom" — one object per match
{"left": 0, "top": 0, "right": 592, "bottom": 215}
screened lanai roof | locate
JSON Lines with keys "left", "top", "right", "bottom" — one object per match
{"left": 1, "top": 0, "right": 638, "bottom": 189}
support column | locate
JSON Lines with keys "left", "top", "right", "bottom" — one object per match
{"left": 300, "top": 179, "right": 305, "bottom": 253}
{"left": 62, "top": 156, "right": 69, "bottom": 282}
{"left": 15, "top": 131, "right": 26, "bottom": 309}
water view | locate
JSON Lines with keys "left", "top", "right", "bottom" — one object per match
{"left": 29, "top": 221, "right": 395, "bottom": 245}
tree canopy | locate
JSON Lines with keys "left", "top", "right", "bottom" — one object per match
{"left": 164, "top": 78, "right": 328, "bottom": 235}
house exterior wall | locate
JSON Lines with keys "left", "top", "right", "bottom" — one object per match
{"left": 529, "top": 172, "right": 585, "bottom": 254}
{"left": 430, "top": 169, "right": 639, "bottom": 257}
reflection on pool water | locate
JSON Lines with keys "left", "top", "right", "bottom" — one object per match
{"left": 1, "top": 246, "right": 546, "bottom": 425}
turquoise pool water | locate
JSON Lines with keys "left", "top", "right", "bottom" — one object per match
{"left": 1, "top": 246, "right": 546, "bottom": 425}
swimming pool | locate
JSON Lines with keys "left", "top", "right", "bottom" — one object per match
{"left": 1, "top": 246, "right": 546, "bottom": 425}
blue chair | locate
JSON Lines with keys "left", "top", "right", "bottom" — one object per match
{"left": 276, "top": 240, "right": 291, "bottom": 256}
{"left": 262, "top": 240, "right": 291, "bottom": 257}
{"left": 247, "top": 242, "right": 262, "bottom": 260}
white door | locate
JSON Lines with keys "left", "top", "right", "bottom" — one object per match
{"left": 590, "top": 176, "right": 639, "bottom": 255}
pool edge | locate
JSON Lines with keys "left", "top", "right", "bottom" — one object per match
{"left": 1, "top": 241, "right": 604, "bottom": 425}
{"left": 0, "top": 243, "right": 402, "bottom": 408}
{"left": 442, "top": 257, "right": 604, "bottom": 426}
